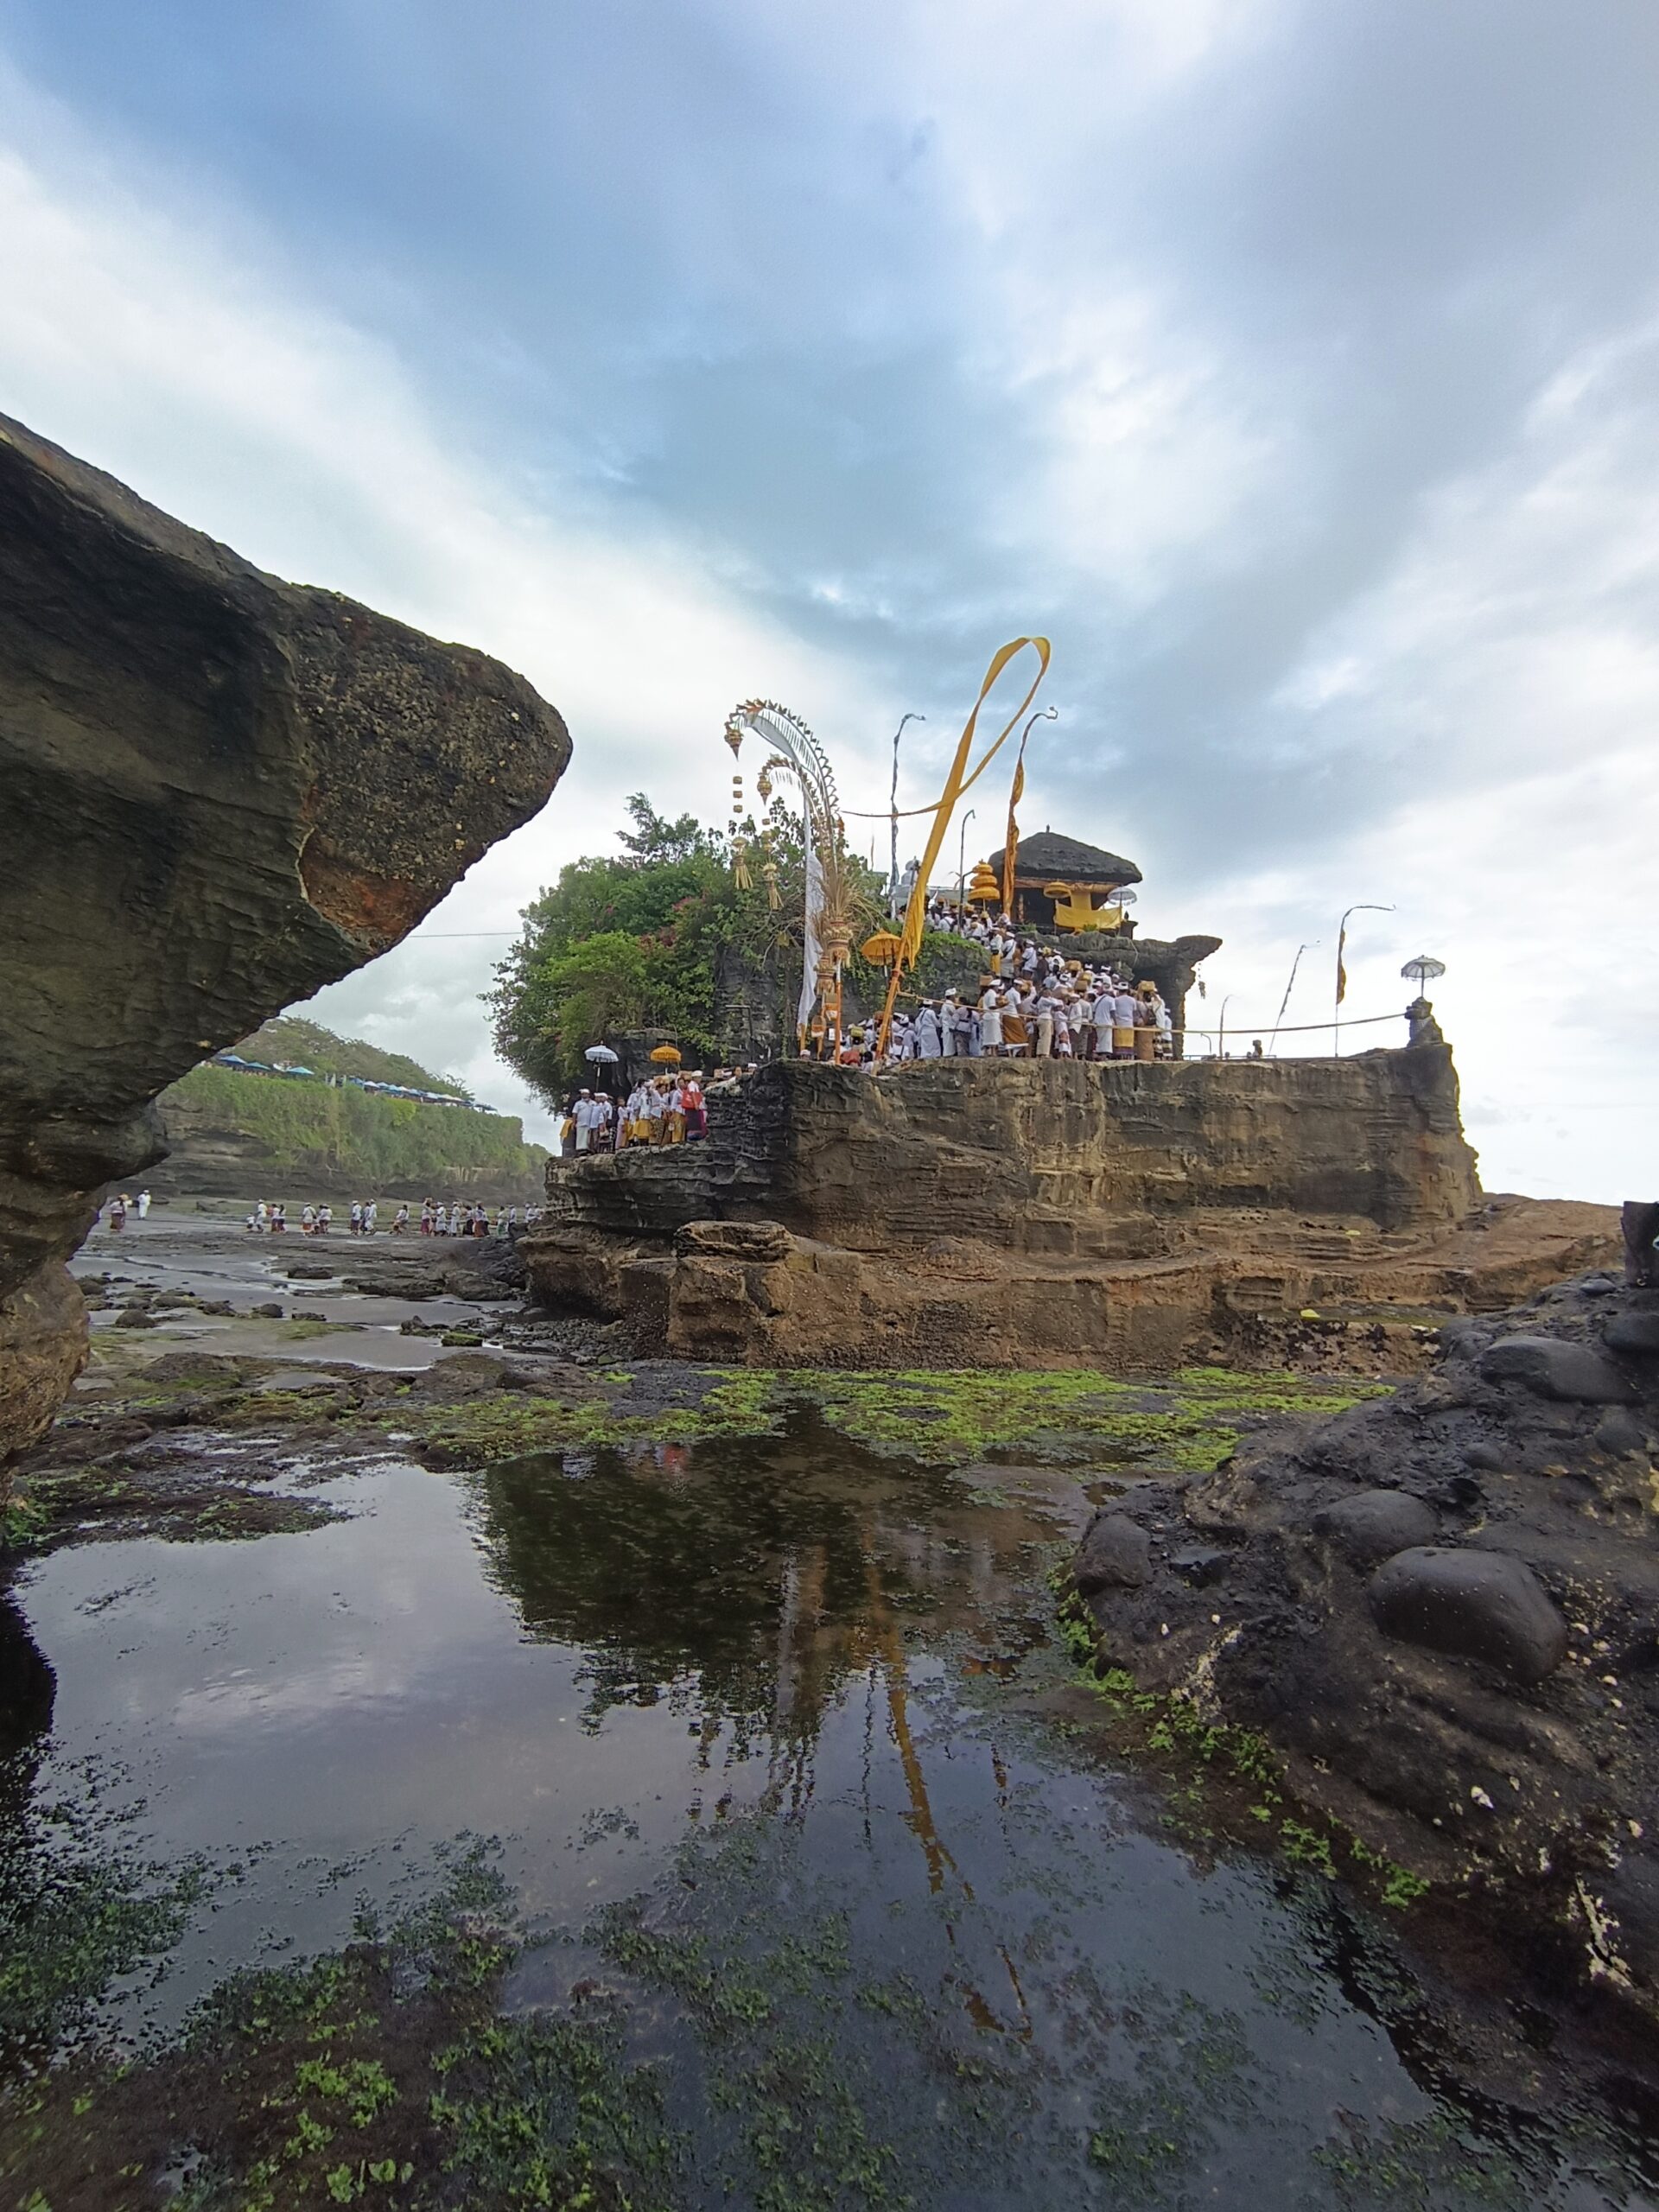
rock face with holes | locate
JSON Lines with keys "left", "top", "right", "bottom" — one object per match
{"left": 522, "top": 1052, "right": 1617, "bottom": 1369}
{"left": 1068, "top": 1266, "right": 1659, "bottom": 2017}
{"left": 0, "top": 413, "right": 570, "bottom": 1463}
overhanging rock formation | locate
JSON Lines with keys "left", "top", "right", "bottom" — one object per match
{"left": 524, "top": 1043, "right": 1617, "bottom": 1368}
{"left": 0, "top": 414, "right": 571, "bottom": 1460}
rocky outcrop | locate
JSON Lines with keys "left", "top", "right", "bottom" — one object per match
{"left": 522, "top": 1048, "right": 1617, "bottom": 1369}
{"left": 1067, "top": 1267, "right": 1659, "bottom": 2015}
{"left": 546, "top": 1046, "right": 1481, "bottom": 1248}
{"left": 0, "top": 414, "right": 570, "bottom": 1460}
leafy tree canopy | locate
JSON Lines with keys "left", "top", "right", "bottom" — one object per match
{"left": 489, "top": 791, "right": 849, "bottom": 1103}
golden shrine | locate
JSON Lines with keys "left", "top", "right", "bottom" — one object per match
{"left": 984, "top": 829, "right": 1141, "bottom": 933}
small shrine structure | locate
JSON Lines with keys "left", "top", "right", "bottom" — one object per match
{"left": 986, "top": 828, "right": 1142, "bottom": 934}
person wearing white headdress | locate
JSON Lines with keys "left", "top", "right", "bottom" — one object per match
{"left": 978, "top": 980, "right": 1004, "bottom": 1055}
{"left": 914, "top": 1000, "right": 943, "bottom": 1058}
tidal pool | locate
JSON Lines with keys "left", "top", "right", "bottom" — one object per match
{"left": 2, "top": 1415, "right": 1655, "bottom": 2208}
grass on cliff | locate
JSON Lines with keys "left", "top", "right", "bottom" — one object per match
{"left": 160, "top": 1064, "right": 547, "bottom": 1187}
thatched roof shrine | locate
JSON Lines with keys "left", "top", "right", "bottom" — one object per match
{"left": 986, "top": 829, "right": 1141, "bottom": 887}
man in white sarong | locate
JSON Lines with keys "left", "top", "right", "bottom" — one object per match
{"left": 914, "top": 1001, "right": 942, "bottom": 1058}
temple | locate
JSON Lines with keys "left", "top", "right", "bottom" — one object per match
{"left": 986, "top": 828, "right": 1141, "bottom": 933}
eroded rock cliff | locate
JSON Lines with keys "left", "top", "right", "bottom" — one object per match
{"left": 518, "top": 1046, "right": 1607, "bottom": 1369}
{"left": 0, "top": 414, "right": 570, "bottom": 1459}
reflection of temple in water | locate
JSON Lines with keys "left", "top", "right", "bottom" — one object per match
{"left": 467, "top": 1421, "right": 1045, "bottom": 1907}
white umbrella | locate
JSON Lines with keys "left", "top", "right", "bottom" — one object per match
{"left": 583, "top": 1044, "right": 620, "bottom": 1063}
{"left": 1400, "top": 956, "right": 1446, "bottom": 989}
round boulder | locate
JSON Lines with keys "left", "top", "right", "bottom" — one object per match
{"left": 1478, "top": 1337, "right": 1634, "bottom": 1404}
{"left": 1603, "top": 1309, "right": 1659, "bottom": 1357}
{"left": 1312, "top": 1489, "right": 1437, "bottom": 1568}
{"left": 1073, "top": 1511, "right": 1153, "bottom": 1595}
{"left": 1367, "top": 1547, "right": 1568, "bottom": 1684}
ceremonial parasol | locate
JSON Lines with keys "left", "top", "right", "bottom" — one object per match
{"left": 861, "top": 930, "right": 903, "bottom": 967}
{"left": 649, "top": 1044, "right": 683, "bottom": 1065}
{"left": 583, "top": 1044, "right": 620, "bottom": 1063}
{"left": 1400, "top": 956, "right": 1446, "bottom": 991}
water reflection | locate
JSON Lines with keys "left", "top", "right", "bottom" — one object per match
{"left": 468, "top": 1410, "right": 1054, "bottom": 1763}
{"left": 2, "top": 1429, "right": 1653, "bottom": 2204}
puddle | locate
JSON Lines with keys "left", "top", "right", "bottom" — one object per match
{"left": 3, "top": 1418, "right": 1655, "bottom": 2205}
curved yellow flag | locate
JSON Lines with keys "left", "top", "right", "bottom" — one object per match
{"left": 879, "top": 637, "right": 1052, "bottom": 1046}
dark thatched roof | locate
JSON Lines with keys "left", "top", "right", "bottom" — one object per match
{"left": 986, "top": 829, "right": 1141, "bottom": 887}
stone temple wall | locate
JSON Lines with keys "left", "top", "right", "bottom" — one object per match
{"left": 542, "top": 1043, "right": 1480, "bottom": 1252}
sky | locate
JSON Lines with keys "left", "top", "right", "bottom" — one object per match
{"left": 3, "top": 0, "right": 1656, "bottom": 1197}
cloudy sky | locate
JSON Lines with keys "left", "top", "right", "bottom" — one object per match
{"left": 3, "top": 0, "right": 1656, "bottom": 1198}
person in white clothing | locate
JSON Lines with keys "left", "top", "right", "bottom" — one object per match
{"left": 1090, "top": 986, "right": 1116, "bottom": 1061}
{"left": 914, "top": 1001, "right": 942, "bottom": 1058}
{"left": 977, "top": 982, "right": 1004, "bottom": 1054}
{"left": 136, "top": 1190, "right": 151, "bottom": 1218}
{"left": 573, "top": 1090, "right": 595, "bottom": 1153}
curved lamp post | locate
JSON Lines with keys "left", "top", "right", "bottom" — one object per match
{"left": 888, "top": 711, "right": 925, "bottom": 918}
{"left": 956, "top": 808, "right": 977, "bottom": 910}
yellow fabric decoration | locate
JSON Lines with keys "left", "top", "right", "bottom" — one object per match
{"left": 877, "top": 636, "right": 1051, "bottom": 1049}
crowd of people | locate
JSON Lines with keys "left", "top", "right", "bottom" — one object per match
{"left": 239, "top": 1198, "right": 544, "bottom": 1236}
{"left": 556, "top": 1066, "right": 760, "bottom": 1157}
{"left": 838, "top": 905, "right": 1174, "bottom": 1068}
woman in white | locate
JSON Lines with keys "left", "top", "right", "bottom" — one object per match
{"left": 977, "top": 982, "right": 1004, "bottom": 1055}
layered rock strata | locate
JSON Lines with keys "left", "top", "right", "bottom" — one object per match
{"left": 1069, "top": 1268, "right": 1659, "bottom": 2015}
{"left": 524, "top": 1046, "right": 1614, "bottom": 1366}
{"left": 0, "top": 414, "right": 570, "bottom": 1459}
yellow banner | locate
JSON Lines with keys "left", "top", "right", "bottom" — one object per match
{"left": 879, "top": 637, "right": 1051, "bottom": 1046}
{"left": 1001, "top": 753, "right": 1026, "bottom": 914}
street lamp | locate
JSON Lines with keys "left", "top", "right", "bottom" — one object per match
{"left": 887, "top": 712, "right": 925, "bottom": 917}
{"left": 956, "top": 808, "right": 977, "bottom": 910}
{"left": 1335, "top": 904, "right": 1394, "bottom": 1055}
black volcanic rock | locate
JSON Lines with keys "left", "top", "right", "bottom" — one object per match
{"left": 0, "top": 414, "right": 570, "bottom": 1460}
{"left": 1367, "top": 1546, "right": 1568, "bottom": 1683}
{"left": 1312, "top": 1487, "right": 1438, "bottom": 1568}
{"left": 1068, "top": 1266, "right": 1659, "bottom": 2017}
{"left": 1478, "top": 1335, "right": 1635, "bottom": 1402}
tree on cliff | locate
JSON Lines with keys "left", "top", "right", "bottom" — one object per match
{"left": 488, "top": 794, "right": 797, "bottom": 1100}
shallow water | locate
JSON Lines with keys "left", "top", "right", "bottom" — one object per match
{"left": 3, "top": 1414, "right": 1656, "bottom": 2207}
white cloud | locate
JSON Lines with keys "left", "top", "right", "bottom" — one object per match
{"left": 0, "top": 88, "right": 892, "bottom": 1137}
{"left": 1170, "top": 328, "right": 1659, "bottom": 1202}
